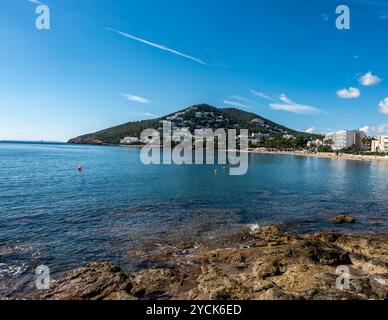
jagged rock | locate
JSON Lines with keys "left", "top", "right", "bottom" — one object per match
{"left": 259, "top": 287, "right": 298, "bottom": 300}
{"left": 130, "top": 268, "right": 183, "bottom": 299}
{"left": 330, "top": 215, "right": 355, "bottom": 224}
{"left": 190, "top": 265, "right": 252, "bottom": 300}
{"left": 349, "top": 253, "right": 388, "bottom": 274}
{"left": 105, "top": 290, "right": 138, "bottom": 300}
{"left": 367, "top": 274, "right": 388, "bottom": 299}
{"left": 252, "top": 259, "right": 283, "bottom": 279}
{"left": 311, "top": 289, "right": 365, "bottom": 300}
{"left": 33, "top": 225, "right": 387, "bottom": 301}
{"left": 42, "top": 262, "right": 134, "bottom": 300}
{"left": 301, "top": 241, "right": 351, "bottom": 266}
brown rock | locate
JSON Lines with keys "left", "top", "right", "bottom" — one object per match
{"left": 330, "top": 215, "right": 356, "bottom": 224}
{"left": 28, "top": 224, "right": 387, "bottom": 301}
{"left": 130, "top": 268, "right": 183, "bottom": 299}
{"left": 43, "top": 262, "right": 134, "bottom": 300}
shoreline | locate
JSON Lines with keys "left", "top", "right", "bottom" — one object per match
{"left": 66, "top": 142, "right": 388, "bottom": 163}
{"left": 248, "top": 149, "right": 388, "bottom": 163}
{"left": 29, "top": 224, "right": 387, "bottom": 301}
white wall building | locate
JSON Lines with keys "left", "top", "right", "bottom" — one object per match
{"left": 324, "top": 130, "right": 366, "bottom": 150}
{"left": 307, "top": 139, "right": 323, "bottom": 148}
{"left": 120, "top": 136, "right": 140, "bottom": 144}
{"left": 371, "top": 135, "right": 388, "bottom": 152}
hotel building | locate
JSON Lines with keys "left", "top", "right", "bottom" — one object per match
{"left": 324, "top": 130, "right": 366, "bottom": 151}
{"left": 371, "top": 135, "right": 388, "bottom": 152}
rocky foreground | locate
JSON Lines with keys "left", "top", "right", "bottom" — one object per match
{"left": 36, "top": 225, "right": 387, "bottom": 300}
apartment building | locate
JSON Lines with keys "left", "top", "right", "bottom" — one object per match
{"left": 324, "top": 130, "right": 366, "bottom": 151}
{"left": 371, "top": 135, "right": 388, "bottom": 152}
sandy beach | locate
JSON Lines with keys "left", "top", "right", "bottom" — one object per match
{"left": 249, "top": 149, "right": 388, "bottom": 163}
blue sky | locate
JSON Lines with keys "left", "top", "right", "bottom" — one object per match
{"left": 0, "top": 0, "right": 387, "bottom": 141}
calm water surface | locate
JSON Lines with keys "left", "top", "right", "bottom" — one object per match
{"left": 0, "top": 142, "right": 387, "bottom": 296}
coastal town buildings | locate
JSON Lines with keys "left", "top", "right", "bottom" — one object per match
{"left": 307, "top": 139, "right": 324, "bottom": 148}
{"left": 251, "top": 118, "right": 265, "bottom": 125}
{"left": 120, "top": 136, "right": 140, "bottom": 144}
{"left": 324, "top": 130, "right": 366, "bottom": 151}
{"left": 371, "top": 135, "right": 388, "bottom": 152}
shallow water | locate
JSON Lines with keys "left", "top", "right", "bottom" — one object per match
{"left": 0, "top": 142, "right": 387, "bottom": 297}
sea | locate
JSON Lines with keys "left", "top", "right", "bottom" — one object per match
{"left": 0, "top": 141, "right": 387, "bottom": 297}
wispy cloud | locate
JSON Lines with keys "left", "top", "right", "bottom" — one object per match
{"left": 336, "top": 87, "right": 361, "bottom": 99}
{"left": 230, "top": 95, "right": 255, "bottom": 104}
{"left": 250, "top": 90, "right": 275, "bottom": 102}
{"left": 223, "top": 100, "right": 247, "bottom": 109}
{"left": 107, "top": 27, "right": 209, "bottom": 66}
{"left": 359, "top": 125, "right": 371, "bottom": 132}
{"left": 270, "top": 94, "right": 322, "bottom": 115}
{"left": 378, "top": 97, "right": 388, "bottom": 115}
{"left": 132, "top": 112, "right": 158, "bottom": 118}
{"left": 27, "top": 0, "right": 43, "bottom": 4}
{"left": 306, "top": 127, "right": 317, "bottom": 133}
{"left": 360, "top": 123, "right": 388, "bottom": 134}
{"left": 359, "top": 71, "right": 382, "bottom": 86}
{"left": 376, "top": 123, "right": 388, "bottom": 134}
{"left": 119, "top": 93, "right": 152, "bottom": 104}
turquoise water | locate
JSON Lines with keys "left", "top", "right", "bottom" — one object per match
{"left": 0, "top": 142, "right": 387, "bottom": 296}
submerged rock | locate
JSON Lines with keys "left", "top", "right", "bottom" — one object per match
{"left": 330, "top": 215, "right": 356, "bottom": 224}
{"left": 37, "top": 225, "right": 387, "bottom": 301}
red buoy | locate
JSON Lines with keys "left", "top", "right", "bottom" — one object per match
{"left": 77, "top": 165, "right": 83, "bottom": 173}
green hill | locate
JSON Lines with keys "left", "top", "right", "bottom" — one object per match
{"left": 68, "top": 104, "right": 318, "bottom": 145}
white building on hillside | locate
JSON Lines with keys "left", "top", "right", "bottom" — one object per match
{"left": 120, "top": 136, "right": 140, "bottom": 144}
{"left": 324, "top": 130, "right": 366, "bottom": 150}
{"left": 371, "top": 135, "right": 388, "bottom": 152}
{"left": 307, "top": 139, "right": 323, "bottom": 148}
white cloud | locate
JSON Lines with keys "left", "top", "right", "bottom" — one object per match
{"left": 230, "top": 95, "right": 254, "bottom": 104}
{"left": 270, "top": 94, "right": 321, "bottom": 115}
{"left": 132, "top": 112, "right": 158, "bottom": 118}
{"left": 119, "top": 93, "right": 152, "bottom": 104}
{"left": 223, "top": 100, "right": 247, "bottom": 109}
{"left": 279, "top": 93, "right": 293, "bottom": 104}
{"left": 28, "top": 0, "right": 43, "bottom": 4}
{"left": 250, "top": 90, "right": 275, "bottom": 102}
{"left": 360, "top": 123, "right": 388, "bottom": 135}
{"left": 106, "top": 27, "right": 209, "bottom": 66}
{"left": 336, "top": 87, "right": 361, "bottom": 99}
{"left": 359, "top": 125, "right": 371, "bottom": 132}
{"left": 270, "top": 103, "right": 321, "bottom": 115}
{"left": 378, "top": 97, "right": 388, "bottom": 115}
{"left": 359, "top": 72, "right": 382, "bottom": 86}
{"left": 376, "top": 123, "right": 388, "bottom": 134}
{"left": 306, "top": 127, "right": 316, "bottom": 133}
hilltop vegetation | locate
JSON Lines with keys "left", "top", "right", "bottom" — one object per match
{"left": 68, "top": 104, "right": 319, "bottom": 145}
